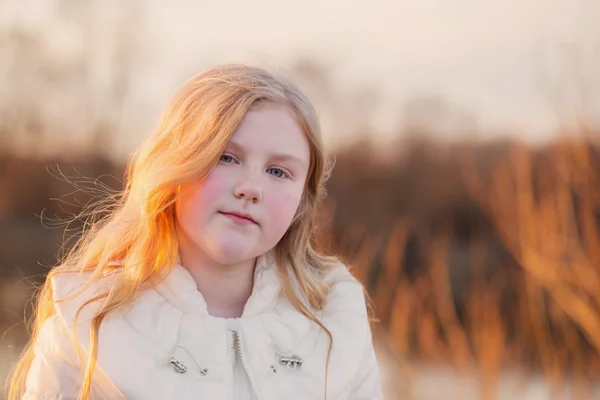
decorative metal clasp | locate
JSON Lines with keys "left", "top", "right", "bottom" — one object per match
{"left": 278, "top": 354, "right": 303, "bottom": 370}
{"left": 169, "top": 357, "right": 187, "bottom": 374}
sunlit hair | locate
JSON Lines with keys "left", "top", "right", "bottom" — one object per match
{"left": 8, "top": 64, "right": 339, "bottom": 400}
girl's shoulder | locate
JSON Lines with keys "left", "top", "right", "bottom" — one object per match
{"left": 50, "top": 267, "right": 180, "bottom": 325}
{"left": 51, "top": 268, "right": 119, "bottom": 294}
{"left": 321, "top": 262, "right": 370, "bottom": 318}
{"left": 49, "top": 269, "right": 124, "bottom": 330}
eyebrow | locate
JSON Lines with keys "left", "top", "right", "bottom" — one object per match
{"left": 227, "top": 140, "right": 308, "bottom": 168}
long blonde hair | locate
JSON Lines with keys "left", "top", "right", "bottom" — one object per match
{"left": 8, "top": 64, "right": 338, "bottom": 400}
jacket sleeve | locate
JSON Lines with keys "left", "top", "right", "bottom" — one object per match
{"left": 349, "top": 331, "right": 385, "bottom": 400}
{"left": 325, "top": 265, "right": 386, "bottom": 399}
{"left": 23, "top": 312, "right": 126, "bottom": 400}
{"left": 23, "top": 314, "right": 85, "bottom": 400}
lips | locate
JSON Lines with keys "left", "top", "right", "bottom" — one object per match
{"left": 219, "top": 211, "right": 258, "bottom": 225}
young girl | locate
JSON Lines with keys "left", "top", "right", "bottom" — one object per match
{"left": 8, "top": 64, "right": 383, "bottom": 400}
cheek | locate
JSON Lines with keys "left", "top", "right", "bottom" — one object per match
{"left": 177, "top": 175, "right": 229, "bottom": 221}
{"left": 265, "top": 188, "right": 303, "bottom": 232}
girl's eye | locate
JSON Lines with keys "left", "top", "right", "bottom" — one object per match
{"left": 267, "top": 168, "right": 287, "bottom": 179}
{"left": 219, "top": 154, "right": 236, "bottom": 163}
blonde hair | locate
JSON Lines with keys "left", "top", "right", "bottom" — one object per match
{"left": 8, "top": 64, "right": 339, "bottom": 400}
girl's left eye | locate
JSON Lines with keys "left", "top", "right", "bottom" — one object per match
{"left": 219, "top": 154, "right": 235, "bottom": 163}
{"left": 267, "top": 168, "right": 288, "bottom": 179}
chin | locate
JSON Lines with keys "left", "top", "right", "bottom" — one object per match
{"left": 207, "top": 241, "right": 255, "bottom": 265}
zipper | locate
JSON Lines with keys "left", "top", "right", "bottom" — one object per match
{"left": 230, "top": 329, "right": 262, "bottom": 400}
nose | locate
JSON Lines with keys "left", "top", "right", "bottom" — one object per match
{"left": 234, "top": 175, "right": 263, "bottom": 204}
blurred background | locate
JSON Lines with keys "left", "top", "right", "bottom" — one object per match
{"left": 2, "top": 0, "right": 600, "bottom": 398}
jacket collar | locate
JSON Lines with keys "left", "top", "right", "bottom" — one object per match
{"left": 153, "top": 251, "right": 282, "bottom": 317}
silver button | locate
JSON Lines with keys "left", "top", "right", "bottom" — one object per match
{"left": 169, "top": 357, "right": 187, "bottom": 374}
{"left": 278, "top": 355, "right": 303, "bottom": 370}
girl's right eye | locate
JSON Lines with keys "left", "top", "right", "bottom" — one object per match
{"left": 219, "top": 154, "right": 236, "bottom": 163}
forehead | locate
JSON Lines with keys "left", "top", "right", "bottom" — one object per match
{"left": 228, "top": 104, "right": 310, "bottom": 161}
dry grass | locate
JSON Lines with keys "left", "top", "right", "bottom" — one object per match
{"left": 2, "top": 135, "right": 600, "bottom": 399}
{"left": 321, "top": 136, "right": 600, "bottom": 399}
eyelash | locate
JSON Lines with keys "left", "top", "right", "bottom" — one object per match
{"left": 267, "top": 167, "right": 289, "bottom": 179}
{"left": 219, "top": 154, "right": 236, "bottom": 164}
{"left": 219, "top": 154, "right": 291, "bottom": 179}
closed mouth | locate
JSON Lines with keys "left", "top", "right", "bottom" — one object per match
{"left": 219, "top": 211, "right": 258, "bottom": 225}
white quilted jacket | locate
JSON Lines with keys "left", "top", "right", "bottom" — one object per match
{"left": 24, "top": 254, "right": 384, "bottom": 400}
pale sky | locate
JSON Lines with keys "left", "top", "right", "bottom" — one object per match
{"left": 1, "top": 0, "right": 599, "bottom": 158}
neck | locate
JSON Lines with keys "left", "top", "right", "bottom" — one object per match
{"left": 177, "top": 247, "right": 256, "bottom": 319}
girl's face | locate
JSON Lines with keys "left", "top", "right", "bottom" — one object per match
{"left": 175, "top": 103, "right": 310, "bottom": 267}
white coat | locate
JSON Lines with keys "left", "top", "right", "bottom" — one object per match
{"left": 24, "top": 254, "right": 384, "bottom": 399}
